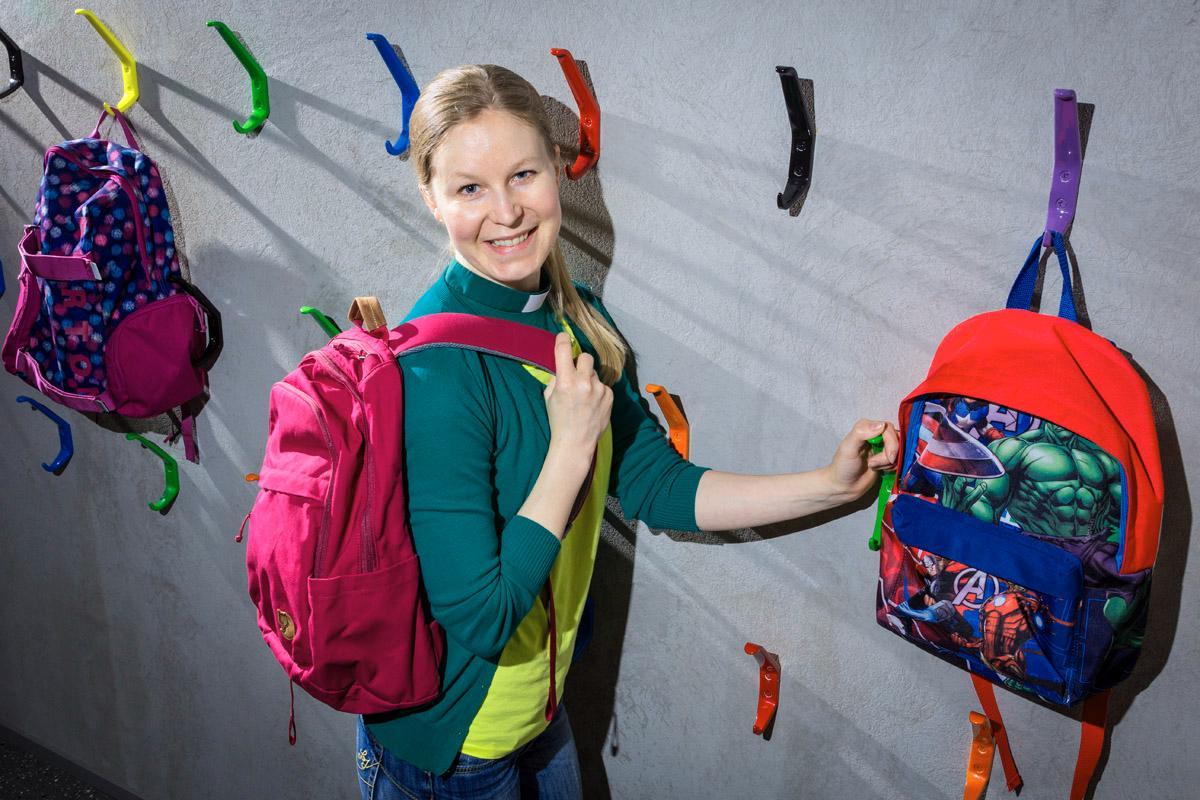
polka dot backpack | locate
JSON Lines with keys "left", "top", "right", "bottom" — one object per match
{"left": 2, "top": 109, "right": 222, "bottom": 461}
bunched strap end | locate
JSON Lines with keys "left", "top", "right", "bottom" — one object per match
{"left": 348, "top": 296, "right": 388, "bottom": 333}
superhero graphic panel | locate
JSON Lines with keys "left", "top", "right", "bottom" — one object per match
{"left": 901, "top": 397, "right": 1123, "bottom": 539}
{"left": 877, "top": 396, "right": 1150, "bottom": 706}
{"left": 878, "top": 501, "right": 1074, "bottom": 699}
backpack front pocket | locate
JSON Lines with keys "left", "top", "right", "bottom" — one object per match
{"left": 306, "top": 553, "right": 443, "bottom": 714}
{"left": 880, "top": 494, "right": 1085, "bottom": 704}
{"left": 105, "top": 293, "right": 206, "bottom": 415}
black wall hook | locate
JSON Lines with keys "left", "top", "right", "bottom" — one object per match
{"left": 776, "top": 66, "right": 815, "bottom": 214}
{"left": 0, "top": 26, "right": 24, "bottom": 99}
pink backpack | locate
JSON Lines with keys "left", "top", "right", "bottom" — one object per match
{"left": 242, "top": 298, "right": 561, "bottom": 730}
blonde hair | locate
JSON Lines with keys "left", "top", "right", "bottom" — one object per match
{"left": 408, "top": 64, "right": 629, "bottom": 385}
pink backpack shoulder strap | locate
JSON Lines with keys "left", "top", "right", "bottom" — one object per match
{"left": 393, "top": 312, "right": 556, "bottom": 372}
{"left": 345, "top": 298, "right": 557, "bottom": 373}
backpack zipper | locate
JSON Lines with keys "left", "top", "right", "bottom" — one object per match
{"left": 313, "top": 348, "right": 379, "bottom": 574}
{"left": 45, "top": 146, "right": 155, "bottom": 284}
{"left": 273, "top": 381, "right": 337, "bottom": 578}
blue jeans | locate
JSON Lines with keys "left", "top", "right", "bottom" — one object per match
{"left": 356, "top": 705, "right": 583, "bottom": 799}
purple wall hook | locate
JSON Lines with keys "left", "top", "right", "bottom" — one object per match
{"left": 1043, "top": 89, "right": 1082, "bottom": 248}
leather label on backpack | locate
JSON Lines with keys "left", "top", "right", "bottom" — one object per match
{"left": 276, "top": 609, "right": 297, "bottom": 640}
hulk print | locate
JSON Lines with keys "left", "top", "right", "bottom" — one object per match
{"left": 941, "top": 422, "right": 1123, "bottom": 540}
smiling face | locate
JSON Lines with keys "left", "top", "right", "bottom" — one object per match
{"left": 420, "top": 108, "right": 562, "bottom": 293}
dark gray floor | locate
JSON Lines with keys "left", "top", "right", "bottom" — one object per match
{"left": 0, "top": 739, "right": 117, "bottom": 800}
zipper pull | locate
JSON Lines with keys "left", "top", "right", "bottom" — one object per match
{"left": 235, "top": 512, "right": 250, "bottom": 543}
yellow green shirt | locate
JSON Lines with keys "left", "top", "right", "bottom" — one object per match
{"left": 462, "top": 321, "right": 613, "bottom": 756}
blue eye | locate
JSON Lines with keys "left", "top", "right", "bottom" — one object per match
{"left": 514, "top": 170, "right": 535, "bottom": 181}
{"left": 459, "top": 184, "right": 480, "bottom": 196}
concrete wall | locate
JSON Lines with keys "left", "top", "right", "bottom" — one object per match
{"left": 0, "top": 1, "right": 1196, "bottom": 797}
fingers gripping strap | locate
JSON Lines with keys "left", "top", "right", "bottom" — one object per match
{"left": 394, "top": 313, "right": 558, "bottom": 373}
{"left": 970, "top": 673, "right": 1024, "bottom": 793}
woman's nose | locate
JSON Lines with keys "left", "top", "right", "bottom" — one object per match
{"left": 489, "top": 189, "right": 522, "bottom": 227}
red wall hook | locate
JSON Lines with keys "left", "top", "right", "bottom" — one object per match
{"left": 550, "top": 47, "right": 600, "bottom": 180}
{"left": 744, "top": 642, "right": 780, "bottom": 736}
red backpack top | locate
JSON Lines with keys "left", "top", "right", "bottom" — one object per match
{"left": 876, "top": 234, "right": 1163, "bottom": 798}
{"left": 241, "top": 298, "right": 563, "bottom": 733}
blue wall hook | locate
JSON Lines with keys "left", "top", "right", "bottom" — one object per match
{"left": 366, "top": 33, "right": 420, "bottom": 156}
{"left": 16, "top": 396, "right": 74, "bottom": 474}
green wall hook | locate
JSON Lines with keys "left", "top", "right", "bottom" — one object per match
{"left": 126, "top": 433, "right": 180, "bottom": 513}
{"left": 207, "top": 20, "right": 270, "bottom": 135}
{"left": 867, "top": 434, "right": 896, "bottom": 551}
{"left": 300, "top": 306, "right": 342, "bottom": 338}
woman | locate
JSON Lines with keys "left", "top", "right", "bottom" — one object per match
{"left": 355, "top": 64, "right": 899, "bottom": 800}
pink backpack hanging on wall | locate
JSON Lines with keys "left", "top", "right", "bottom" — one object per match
{"left": 2, "top": 109, "right": 222, "bottom": 460}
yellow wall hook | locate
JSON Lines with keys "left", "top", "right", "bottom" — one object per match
{"left": 75, "top": 9, "right": 138, "bottom": 114}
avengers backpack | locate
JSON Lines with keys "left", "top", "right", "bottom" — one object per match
{"left": 875, "top": 233, "right": 1163, "bottom": 798}
{"left": 2, "top": 109, "right": 222, "bottom": 461}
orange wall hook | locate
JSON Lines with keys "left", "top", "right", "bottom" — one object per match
{"left": 744, "top": 642, "right": 780, "bottom": 736}
{"left": 645, "top": 384, "right": 689, "bottom": 459}
{"left": 963, "top": 710, "right": 995, "bottom": 800}
{"left": 550, "top": 47, "right": 600, "bottom": 179}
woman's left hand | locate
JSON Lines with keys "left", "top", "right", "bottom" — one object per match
{"left": 825, "top": 418, "right": 900, "bottom": 503}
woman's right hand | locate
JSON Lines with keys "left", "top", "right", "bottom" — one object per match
{"left": 543, "top": 332, "right": 613, "bottom": 458}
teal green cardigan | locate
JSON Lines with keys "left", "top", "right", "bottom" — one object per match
{"left": 365, "top": 260, "right": 710, "bottom": 773}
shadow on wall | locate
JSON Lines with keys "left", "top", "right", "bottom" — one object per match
{"left": 5, "top": 48, "right": 445, "bottom": 447}
{"left": 973, "top": 106, "right": 1190, "bottom": 795}
{"left": 12, "top": 37, "right": 450, "bottom": 268}
{"left": 3, "top": 53, "right": 84, "bottom": 143}
{"left": 542, "top": 59, "right": 891, "bottom": 797}
{"left": 1090, "top": 356, "right": 1190, "bottom": 791}
{"left": 558, "top": 87, "right": 1190, "bottom": 798}
{"left": 542, "top": 61, "right": 896, "bottom": 798}
{"left": 576, "top": 501, "right": 957, "bottom": 800}
{"left": 540, "top": 62, "right": 623, "bottom": 798}
{"left": 167, "top": 241, "right": 339, "bottom": 593}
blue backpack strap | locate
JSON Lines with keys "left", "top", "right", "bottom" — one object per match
{"left": 1005, "top": 231, "right": 1078, "bottom": 322}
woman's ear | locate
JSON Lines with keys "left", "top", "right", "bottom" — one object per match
{"left": 554, "top": 143, "right": 562, "bottom": 178}
{"left": 419, "top": 184, "right": 442, "bottom": 223}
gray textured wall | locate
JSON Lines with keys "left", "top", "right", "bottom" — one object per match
{"left": 1, "top": 1, "right": 1197, "bottom": 798}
